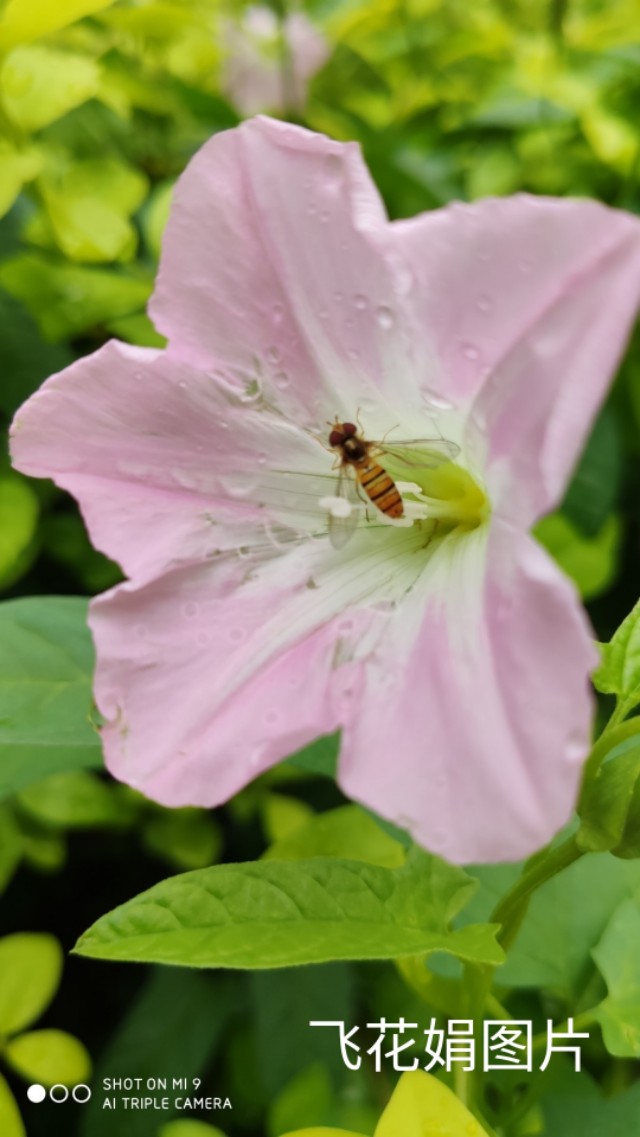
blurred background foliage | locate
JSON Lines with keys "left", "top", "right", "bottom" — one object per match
{"left": 1, "top": 1, "right": 640, "bottom": 1136}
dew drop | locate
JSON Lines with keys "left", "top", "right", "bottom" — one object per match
{"left": 266, "top": 345, "right": 281, "bottom": 364}
{"left": 264, "top": 709, "right": 281, "bottom": 726}
{"left": 334, "top": 291, "right": 344, "bottom": 304}
{"left": 228, "top": 627, "right": 246, "bottom": 644}
{"left": 372, "top": 599, "right": 396, "bottom": 613}
{"left": 274, "top": 371, "right": 290, "bottom": 390}
{"left": 476, "top": 293, "right": 491, "bottom": 312}
{"left": 319, "top": 210, "right": 330, "bottom": 223}
{"left": 376, "top": 305, "right": 394, "bottom": 330}
{"left": 462, "top": 342, "right": 480, "bottom": 361}
{"left": 353, "top": 294, "right": 367, "bottom": 310}
{"left": 323, "top": 152, "right": 344, "bottom": 192}
{"left": 182, "top": 601, "right": 200, "bottom": 619}
{"left": 134, "top": 623, "right": 147, "bottom": 639}
{"left": 422, "top": 388, "right": 454, "bottom": 411}
{"left": 178, "top": 379, "right": 188, "bottom": 389}
{"left": 337, "top": 617, "right": 355, "bottom": 633}
{"left": 196, "top": 631, "right": 211, "bottom": 646}
{"left": 272, "top": 302, "right": 285, "bottom": 324}
{"left": 347, "top": 348, "right": 359, "bottom": 361}
{"left": 237, "top": 546, "right": 251, "bottom": 559}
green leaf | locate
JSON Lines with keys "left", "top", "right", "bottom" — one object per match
{"left": 592, "top": 897, "right": 640, "bottom": 1057}
{"left": 534, "top": 512, "right": 621, "bottom": 601}
{"left": 542, "top": 1081, "right": 640, "bottom": 1136}
{"left": 1, "top": 47, "right": 100, "bottom": 131}
{"left": 593, "top": 597, "right": 640, "bottom": 716}
{"left": 562, "top": 407, "right": 623, "bottom": 537}
{"left": 159, "top": 1125, "right": 228, "bottom": 1137}
{"left": 74, "top": 849, "right": 503, "bottom": 969}
{"left": 261, "top": 793, "right": 315, "bottom": 845}
{"left": 38, "top": 158, "right": 149, "bottom": 263}
{"left": 0, "top": 0, "right": 116, "bottom": 49}
{"left": 0, "top": 475, "right": 39, "bottom": 590}
{"left": 0, "top": 1074, "right": 25, "bottom": 1137}
{"left": 16, "top": 771, "right": 135, "bottom": 830}
{"left": 20, "top": 826, "right": 67, "bottom": 873}
{"left": 251, "top": 965, "right": 355, "bottom": 1095}
{"left": 263, "top": 805, "right": 405, "bottom": 868}
{"left": 4, "top": 1030, "right": 91, "bottom": 1086}
{"left": 0, "top": 933, "right": 62, "bottom": 1035}
{"left": 375, "top": 1069, "right": 489, "bottom": 1137}
{"left": 578, "top": 732, "right": 640, "bottom": 855}
{"left": 0, "top": 806, "right": 21, "bottom": 894}
{"left": 142, "top": 808, "right": 222, "bottom": 871}
{"left": 466, "top": 854, "right": 640, "bottom": 1002}
{"left": 80, "top": 969, "right": 239, "bottom": 1137}
{"left": 0, "top": 253, "right": 152, "bottom": 341}
{"left": 0, "top": 597, "right": 102, "bottom": 799}
{"left": 285, "top": 734, "right": 339, "bottom": 778}
{"left": 0, "top": 288, "right": 72, "bottom": 417}
{"left": 0, "top": 141, "right": 42, "bottom": 220}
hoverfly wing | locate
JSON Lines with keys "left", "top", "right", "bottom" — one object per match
{"left": 374, "top": 438, "right": 460, "bottom": 469}
{"left": 327, "top": 467, "right": 361, "bottom": 550}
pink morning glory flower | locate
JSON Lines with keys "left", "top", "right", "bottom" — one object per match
{"left": 220, "top": 6, "right": 329, "bottom": 116}
{"left": 11, "top": 117, "right": 640, "bottom": 863}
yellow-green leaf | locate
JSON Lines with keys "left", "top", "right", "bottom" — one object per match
{"left": 0, "top": 474, "right": 39, "bottom": 589}
{"left": 0, "top": 1074, "right": 25, "bottom": 1137}
{"left": 0, "top": 934, "right": 62, "bottom": 1035}
{"left": 4, "top": 1030, "right": 91, "bottom": 1087}
{"left": 0, "top": 140, "right": 42, "bottom": 219}
{"left": 0, "top": 0, "right": 116, "bottom": 49}
{"left": 375, "top": 1070, "right": 489, "bottom": 1137}
{"left": 0, "top": 46, "right": 99, "bottom": 130}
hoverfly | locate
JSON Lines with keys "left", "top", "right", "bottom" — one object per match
{"left": 326, "top": 419, "right": 459, "bottom": 548}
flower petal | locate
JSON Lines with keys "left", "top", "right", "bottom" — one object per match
{"left": 90, "top": 526, "right": 425, "bottom": 805}
{"left": 149, "top": 116, "right": 430, "bottom": 425}
{"left": 387, "top": 194, "right": 640, "bottom": 409}
{"left": 338, "top": 519, "right": 596, "bottom": 864}
{"left": 10, "top": 339, "right": 335, "bottom": 580}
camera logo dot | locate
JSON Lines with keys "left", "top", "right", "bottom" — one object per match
{"left": 27, "top": 1084, "right": 92, "bottom": 1104}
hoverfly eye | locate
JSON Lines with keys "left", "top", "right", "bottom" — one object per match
{"left": 329, "top": 430, "right": 344, "bottom": 447}
{"left": 342, "top": 422, "right": 358, "bottom": 436}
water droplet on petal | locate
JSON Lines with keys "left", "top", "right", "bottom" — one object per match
{"left": 323, "top": 152, "right": 344, "bottom": 192}
{"left": 272, "top": 302, "right": 285, "bottom": 324}
{"left": 228, "top": 627, "right": 246, "bottom": 644}
{"left": 264, "top": 709, "right": 280, "bottom": 726}
{"left": 337, "top": 618, "right": 355, "bottom": 633}
{"left": 266, "top": 346, "right": 281, "bottom": 364}
{"left": 353, "top": 294, "right": 367, "bottom": 310}
{"left": 274, "top": 371, "right": 290, "bottom": 390}
{"left": 196, "top": 631, "right": 211, "bottom": 646}
{"left": 462, "top": 342, "right": 480, "bottom": 361}
{"left": 376, "top": 305, "right": 394, "bottom": 330}
{"left": 319, "top": 210, "right": 329, "bottom": 223}
{"left": 476, "top": 294, "right": 491, "bottom": 312}
{"left": 422, "top": 388, "right": 454, "bottom": 411}
{"left": 182, "top": 602, "right": 200, "bottom": 619}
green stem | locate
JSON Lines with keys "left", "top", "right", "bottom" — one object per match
{"left": 580, "top": 714, "right": 640, "bottom": 789}
{"left": 490, "top": 833, "right": 583, "bottom": 952}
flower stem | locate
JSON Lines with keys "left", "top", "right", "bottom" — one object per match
{"left": 490, "top": 833, "right": 584, "bottom": 952}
